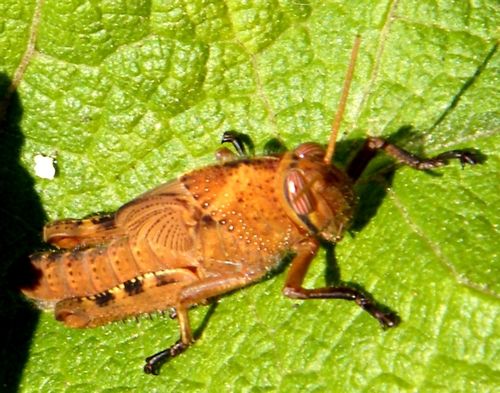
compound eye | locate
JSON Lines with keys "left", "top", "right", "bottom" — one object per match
{"left": 284, "top": 169, "right": 315, "bottom": 215}
{"left": 293, "top": 143, "right": 325, "bottom": 160}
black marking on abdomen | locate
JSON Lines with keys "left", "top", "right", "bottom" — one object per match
{"left": 123, "top": 278, "right": 143, "bottom": 295}
{"left": 156, "top": 274, "right": 178, "bottom": 287}
{"left": 94, "top": 290, "right": 115, "bottom": 307}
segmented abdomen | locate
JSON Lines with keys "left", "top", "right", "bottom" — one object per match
{"left": 23, "top": 235, "right": 189, "bottom": 301}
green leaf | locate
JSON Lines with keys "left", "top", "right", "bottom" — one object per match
{"left": 1, "top": 1, "right": 498, "bottom": 392}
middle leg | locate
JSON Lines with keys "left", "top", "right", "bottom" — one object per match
{"left": 144, "top": 271, "right": 265, "bottom": 375}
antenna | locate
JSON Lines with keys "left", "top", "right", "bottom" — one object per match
{"left": 324, "top": 35, "right": 361, "bottom": 164}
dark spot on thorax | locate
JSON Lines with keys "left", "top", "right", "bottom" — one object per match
{"left": 201, "top": 215, "right": 216, "bottom": 226}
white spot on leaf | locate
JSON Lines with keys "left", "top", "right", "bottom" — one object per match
{"left": 34, "top": 154, "right": 56, "bottom": 179}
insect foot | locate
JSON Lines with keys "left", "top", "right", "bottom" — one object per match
{"left": 144, "top": 340, "right": 189, "bottom": 375}
{"left": 354, "top": 293, "right": 399, "bottom": 328}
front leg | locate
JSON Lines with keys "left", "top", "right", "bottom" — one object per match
{"left": 283, "top": 239, "right": 397, "bottom": 328}
{"left": 347, "top": 136, "right": 482, "bottom": 180}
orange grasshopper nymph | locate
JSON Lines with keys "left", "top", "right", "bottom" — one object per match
{"left": 21, "top": 37, "right": 481, "bottom": 374}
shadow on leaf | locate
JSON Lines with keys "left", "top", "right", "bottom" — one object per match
{"left": 0, "top": 73, "right": 46, "bottom": 392}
